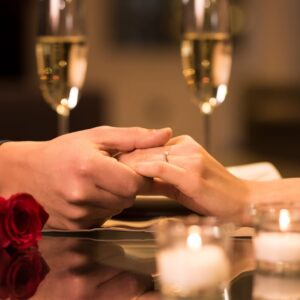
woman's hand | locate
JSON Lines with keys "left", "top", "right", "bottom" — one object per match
{"left": 120, "top": 135, "right": 251, "bottom": 223}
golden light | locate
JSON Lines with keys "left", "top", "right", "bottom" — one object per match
{"left": 187, "top": 226, "right": 202, "bottom": 250}
{"left": 200, "top": 102, "right": 213, "bottom": 114}
{"left": 216, "top": 84, "right": 228, "bottom": 104}
{"left": 279, "top": 209, "right": 291, "bottom": 232}
{"left": 68, "top": 87, "right": 79, "bottom": 109}
{"left": 194, "top": 0, "right": 205, "bottom": 28}
{"left": 50, "top": 0, "right": 61, "bottom": 33}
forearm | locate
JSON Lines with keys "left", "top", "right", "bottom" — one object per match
{"left": 239, "top": 178, "right": 300, "bottom": 226}
{"left": 246, "top": 178, "right": 300, "bottom": 204}
{"left": 0, "top": 141, "right": 43, "bottom": 197}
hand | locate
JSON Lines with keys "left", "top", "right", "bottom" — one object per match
{"left": 120, "top": 135, "right": 250, "bottom": 223}
{"left": 32, "top": 238, "right": 153, "bottom": 300}
{"left": 0, "top": 126, "right": 172, "bottom": 229}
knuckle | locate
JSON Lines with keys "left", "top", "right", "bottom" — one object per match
{"left": 122, "top": 180, "right": 139, "bottom": 198}
{"left": 156, "top": 163, "right": 166, "bottom": 175}
{"left": 65, "top": 185, "right": 86, "bottom": 204}
{"left": 99, "top": 125, "right": 112, "bottom": 132}
{"left": 178, "top": 135, "right": 194, "bottom": 143}
{"left": 132, "top": 126, "right": 143, "bottom": 134}
{"left": 66, "top": 207, "right": 89, "bottom": 223}
{"left": 123, "top": 182, "right": 138, "bottom": 198}
{"left": 76, "top": 155, "right": 94, "bottom": 178}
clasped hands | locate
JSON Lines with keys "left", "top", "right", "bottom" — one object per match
{"left": 0, "top": 126, "right": 250, "bottom": 230}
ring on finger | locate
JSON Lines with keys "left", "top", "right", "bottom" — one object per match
{"left": 163, "top": 150, "right": 169, "bottom": 163}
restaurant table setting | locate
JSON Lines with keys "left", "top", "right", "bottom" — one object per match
{"left": 2, "top": 162, "right": 298, "bottom": 300}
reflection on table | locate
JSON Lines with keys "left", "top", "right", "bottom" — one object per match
{"left": 0, "top": 227, "right": 262, "bottom": 300}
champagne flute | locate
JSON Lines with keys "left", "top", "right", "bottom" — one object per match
{"left": 36, "top": 0, "right": 88, "bottom": 135}
{"left": 181, "top": 0, "right": 232, "bottom": 151}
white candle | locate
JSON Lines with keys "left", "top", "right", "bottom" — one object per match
{"left": 157, "top": 244, "right": 230, "bottom": 295}
{"left": 254, "top": 208, "right": 300, "bottom": 263}
{"left": 254, "top": 232, "right": 300, "bottom": 263}
{"left": 254, "top": 274, "right": 300, "bottom": 299}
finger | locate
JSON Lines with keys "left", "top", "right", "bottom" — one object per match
{"left": 94, "top": 126, "right": 172, "bottom": 152}
{"left": 166, "top": 155, "right": 203, "bottom": 171}
{"left": 70, "top": 187, "right": 135, "bottom": 211}
{"left": 123, "top": 149, "right": 201, "bottom": 171}
{"left": 134, "top": 161, "right": 185, "bottom": 189}
{"left": 140, "top": 178, "right": 179, "bottom": 199}
{"left": 164, "top": 135, "right": 196, "bottom": 146}
{"left": 87, "top": 154, "right": 143, "bottom": 198}
{"left": 119, "top": 147, "right": 164, "bottom": 168}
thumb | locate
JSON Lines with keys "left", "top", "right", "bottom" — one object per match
{"left": 96, "top": 126, "right": 172, "bottom": 152}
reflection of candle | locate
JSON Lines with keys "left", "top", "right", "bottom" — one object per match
{"left": 254, "top": 209, "right": 300, "bottom": 263}
{"left": 253, "top": 274, "right": 300, "bottom": 299}
{"left": 157, "top": 228, "right": 230, "bottom": 295}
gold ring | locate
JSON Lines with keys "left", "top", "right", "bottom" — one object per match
{"left": 164, "top": 150, "right": 169, "bottom": 163}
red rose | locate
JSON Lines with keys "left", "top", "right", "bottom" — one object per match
{"left": 0, "top": 249, "right": 11, "bottom": 299}
{"left": 1, "top": 194, "right": 49, "bottom": 249}
{"left": 0, "top": 248, "right": 49, "bottom": 299}
{"left": 0, "top": 197, "right": 10, "bottom": 248}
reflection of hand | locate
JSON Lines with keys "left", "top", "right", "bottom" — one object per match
{"left": 0, "top": 126, "right": 172, "bottom": 229}
{"left": 138, "top": 292, "right": 162, "bottom": 300}
{"left": 0, "top": 248, "right": 49, "bottom": 299}
{"left": 120, "top": 135, "right": 249, "bottom": 223}
{"left": 33, "top": 237, "right": 153, "bottom": 300}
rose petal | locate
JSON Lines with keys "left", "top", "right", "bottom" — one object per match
{"left": 4, "top": 194, "right": 49, "bottom": 249}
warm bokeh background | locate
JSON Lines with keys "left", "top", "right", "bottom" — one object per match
{"left": 1, "top": 0, "right": 300, "bottom": 176}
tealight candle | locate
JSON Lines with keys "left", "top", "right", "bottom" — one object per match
{"left": 253, "top": 204, "right": 300, "bottom": 274}
{"left": 157, "top": 244, "right": 230, "bottom": 295}
{"left": 254, "top": 232, "right": 300, "bottom": 263}
{"left": 154, "top": 217, "right": 231, "bottom": 297}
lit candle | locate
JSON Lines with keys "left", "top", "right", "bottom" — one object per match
{"left": 254, "top": 209, "right": 300, "bottom": 263}
{"left": 157, "top": 226, "right": 230, "bottom": 296}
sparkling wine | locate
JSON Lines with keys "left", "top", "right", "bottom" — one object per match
{"left": 181, "top": 32, "right": 232, "bottom": 114}
{"left": 36, "top": 36, "right": 88, "bottom": 116}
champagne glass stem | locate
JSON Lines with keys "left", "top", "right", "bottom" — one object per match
{"left": 58, "top": 114, "right": 69, "bottom": 135}
{"left": 203, "top": 113, "right": 211, "bottom": 152}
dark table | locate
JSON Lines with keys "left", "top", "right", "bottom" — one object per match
{"left": 1, "top": 227, "right": 259, "bottom": 300}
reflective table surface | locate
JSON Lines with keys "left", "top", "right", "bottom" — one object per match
{"left": 0, "top": 227, "right": 259, "bottom": 300}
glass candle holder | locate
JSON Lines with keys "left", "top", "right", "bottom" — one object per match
{"left": 253, "top": 202, "right": 300, "bottom": 275}
{"left": 253, "top": 273, "right": 300, "bottom": 300}
{"left": 154, "top": 216, "right": 232, "bottom": 299}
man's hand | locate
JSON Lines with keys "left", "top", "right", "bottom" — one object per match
{"left": 0, "top": 126, "right": 172, "bottom": 229}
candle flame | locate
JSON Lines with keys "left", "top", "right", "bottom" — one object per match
{"left": 187, "top": 226, "right": 202, "bottom": 250}
{"left": 279, "top": 209, "right": 290, "bottom": 231}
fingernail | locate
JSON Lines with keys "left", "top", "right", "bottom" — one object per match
{"left": 155, "top": 127, "right": 172, "bottom": 134}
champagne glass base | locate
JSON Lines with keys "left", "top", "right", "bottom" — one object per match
{"left": 58, "top": 114, "right": 69, "bottom": 135}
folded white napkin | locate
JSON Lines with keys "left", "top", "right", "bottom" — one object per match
{"left": 226, "top": 162, "right": 282, "bottom": 181}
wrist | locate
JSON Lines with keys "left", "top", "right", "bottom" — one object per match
{"left": 0, "top": 141, "right": 44, "bottom": 197}
{"left": 236, "top": 179, "right": 259, "bottom": 227}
